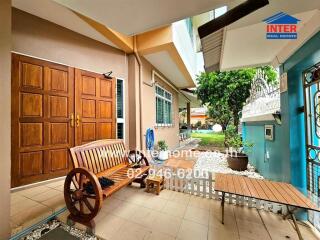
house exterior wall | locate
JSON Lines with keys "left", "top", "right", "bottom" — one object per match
{"left": 140, "top": 57, "right": 180, "bottom": 150}
{"left": 0, "top": 1, "right": 12, "bottom": 238}
{"left": 12, "top": 8, "right": 181, "bottom": 153}
{"left": 12, "top": 8, "right": 130, "bottom": 147}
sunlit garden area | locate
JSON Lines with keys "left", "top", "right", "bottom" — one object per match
{"left": 190, "top": 132, "right": 225, "bottom": 151}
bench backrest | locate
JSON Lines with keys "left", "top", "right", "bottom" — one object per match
{"left": 69, "top": 139, "right": 129, "bottom": 174}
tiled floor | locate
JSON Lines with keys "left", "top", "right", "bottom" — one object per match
{"left": 55, "top": 185, "right": 320, "bottom": 240}
{"left": 10, "top": 180, "right": 320, "bottom": 240}
{"left": 10, "top": 178, "right": 65, "bottom": 236}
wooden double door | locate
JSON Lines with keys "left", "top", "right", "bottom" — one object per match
{"left": 11, "top": 54, "right": 116, "bottom": 187}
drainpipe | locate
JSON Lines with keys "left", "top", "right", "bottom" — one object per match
{"left": 133, "top": 36, "right": 144, "bottom": 150}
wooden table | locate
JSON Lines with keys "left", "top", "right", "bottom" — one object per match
{"left": 215, "top": 173, "right": 320, "bottom": 240}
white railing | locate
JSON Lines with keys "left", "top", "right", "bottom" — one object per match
{"left": 242, "top": 96, "right": 280, "bottom": 119}
{"left": 242, "top": 69, "right": 280, "bottom": 120}
{"left": 163, "top": 171, "right": 287, "bottom": 215}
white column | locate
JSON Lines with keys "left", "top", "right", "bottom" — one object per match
{"left": 0, "top": 0, "right": 11, "bottom": 238}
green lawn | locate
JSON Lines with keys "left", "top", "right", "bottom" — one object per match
{"left": 191, "top": 132, "right": 225, "bottom": 150}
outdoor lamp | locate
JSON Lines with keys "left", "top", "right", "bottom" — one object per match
{"left": 103, "top": 71, "right": 113, "bottom": 79}
{"left": 272, "top": 111, "right": 281, "bottom": 125}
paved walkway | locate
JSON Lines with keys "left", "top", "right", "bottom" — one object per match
{"left": 56, "top": 186, "right": 320, "bottom": 240}
{"left": 10, "top": 178, "right": 65, "bottom": 236}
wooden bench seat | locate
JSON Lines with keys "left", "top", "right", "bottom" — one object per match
{"left": 64, "top": 139, "right": 149, "bottom": 229}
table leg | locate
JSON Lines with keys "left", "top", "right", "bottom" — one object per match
{"left": 287, "top": 206, "right": 303, "bottom": 240}
{"left": 221, "top": 192, "right": 225, "bottom": 224}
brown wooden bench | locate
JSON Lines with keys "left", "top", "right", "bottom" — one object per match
{"left": 215, "top": 173, "right": 320, "bottom": 240}
{"left": 64, "top": 139, "right": 150, "bottom": 229}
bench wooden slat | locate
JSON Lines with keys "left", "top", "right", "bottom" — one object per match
{"left": 214, "top": 174, "right": 221, "bottom": 191}
{"left": 88, "top": 149, "right": 98, "bottom": 173}
{"left": 238, "top": 176, "right": 252, "bottom": 197}
{"left": 271, "top": 181, "right": 298, "bottom": 206}
{"left": 92, "top": 149, "right": 101, "bottom": 173}
{"left": 80, "top": 151, "right": 89, "bottom": 169}
{"left": 250, "top": 178, "right": 269, "bottom": 200}
{"left": 227, "top": 175, "right": 234, "bottom": 193}
{"left": 256, "top": 179, "right": 279, "bottom": 203}
{"left": 263, "top": 180, "right": 287, "bottom": 203}
{"left": 243, "top": 177, "right": 260, "bottom": 199}
{"left": 232, "top": 175, "right": 244, "bottom": 195}
{"left": 284, "top": 183, "right": 317, "bottom": 210}
{"left": 98, "top": 147, "right": 107, "bottom": 170}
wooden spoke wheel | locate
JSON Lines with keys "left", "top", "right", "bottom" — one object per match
{"left": 64, "top": 167, "right": 103, "bottom": 223}
{"left": 128, "top": 150, "right": 149, "bottom": 166}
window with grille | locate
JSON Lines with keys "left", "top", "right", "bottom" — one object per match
{"left": 156, "top": 85, "right": 172, "bottom": 126}
{"left": 117, "top": 79, "right": 124, "bottom": 139}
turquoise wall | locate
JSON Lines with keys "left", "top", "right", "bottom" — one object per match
{"left": 243, "top": 121, "right": 290, "bottom": 182}
{"left": 282, "top": 31, "right": 320, "bottom": 194}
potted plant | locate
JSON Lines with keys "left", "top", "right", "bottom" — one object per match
{"left": 225, "top": 125, "right": 253, "bottom": 171}
{"left": 157, "top": 140, "right": 169, "bottom": 161}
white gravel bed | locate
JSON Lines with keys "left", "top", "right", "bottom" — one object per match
{"left": 194, "top": 152, "right": 264, "bottom": 179}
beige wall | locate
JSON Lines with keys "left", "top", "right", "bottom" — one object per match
{"left": 0, "top": 1, "right": 11, "bottom": 238}
{"left": 140, "top": 57, "right": 180, "bottom": 150}
{"left": 11, "top": 8, "right": 180, "bottom": 154}
{"left": 12, "top": 8, "right": 130, "bottom": 147}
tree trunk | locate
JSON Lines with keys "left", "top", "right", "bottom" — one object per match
{"left": 233, "top": 113, "right": 239, "bottom": 133}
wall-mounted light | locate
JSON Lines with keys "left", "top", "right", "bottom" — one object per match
{"left": 103, "top": 71, "right": 113, "bottom": 79}
{"left": 272, "top": 111, "right": 281, "bottom": 125}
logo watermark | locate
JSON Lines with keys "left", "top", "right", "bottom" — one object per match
{"left": 263, "top": 12, "right": 300, "bottom": 40}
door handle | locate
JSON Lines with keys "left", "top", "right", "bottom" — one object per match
{"left": 70, "top": 113, "right": 75, "bottom": 127}
{"left": 76, "top": 114, "right": 80, "bottom": 127}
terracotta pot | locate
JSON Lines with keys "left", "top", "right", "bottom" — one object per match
{"left": 227, "top": 153, "right": 248, "bottom": 171}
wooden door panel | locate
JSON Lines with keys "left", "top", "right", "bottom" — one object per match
{"left": 50, "top": 96, "right": 68, "bottom": 117}
{"left": 100, "top": 79, "right": 112, "bottom": 97}
{"left": 75, "top": 69, "right": 116, "bottom": 145}
{"left": 20, "top": 123, "right": 44, "bottom": 147}
{"left": 21, "top": 62, "right": 43, "bottom": 89}
{"left": 20, "top": 151, "right": 43, "bottom": 177}
{"left": 21, "top": 93, "right": 43, "bottom": 117}
{"left": 82, "top": 99, "right": 96, "bottom": 118}
{"left": 12, "top": 54, "right": 74, "bottom": 187}
{"left": 82, "top": 76, "right": 96, "bottom": 95}
{"left": 50, "top": 69, "right": 68, "bottom": 92}
{"left": 49, "top": 149, "right": 68, "bottom": 171}
{"left": 50, "top": 123, "right": 69, "bottom": 144}
{"left": 98, "top": 101, "right": 112, "bottom": 119}
{"left": 98, "top": 123, "right": 112, "bottom": 139}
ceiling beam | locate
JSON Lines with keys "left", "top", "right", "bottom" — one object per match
{"left": 198, "top": 0, "right": 269, "bottom": 39}
{"left": 74, "top": 12, "right": 134, "bottom": 53}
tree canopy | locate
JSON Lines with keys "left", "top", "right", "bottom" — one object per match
{"left": 196, "top": 66, "right": 277, "bottom": 131}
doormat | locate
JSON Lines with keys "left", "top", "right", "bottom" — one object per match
{"left": 20, "top": 220, "right": 99, "bottom": 240}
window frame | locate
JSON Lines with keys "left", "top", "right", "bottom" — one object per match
{"left": 155, "top": 84, "right": 173, "bottom": 127}
{"left": 116, "top": 78, "right": 125, "bottom": 140}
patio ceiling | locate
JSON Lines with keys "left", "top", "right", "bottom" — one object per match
{"left": 201, "top": 0, "right": 320, "bottom": 71}
{"left": 13, "top": 0, "right": 117, "bottom": 48}
{"left": 52, "top": 0, "right": 236, "bottom": 36}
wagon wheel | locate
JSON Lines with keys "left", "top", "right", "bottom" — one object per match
{"left": 128, "top": 150, "right": 149, "bottom": 166}
{"left": 64, "top": 167, "right": 103, "bottom": 223}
